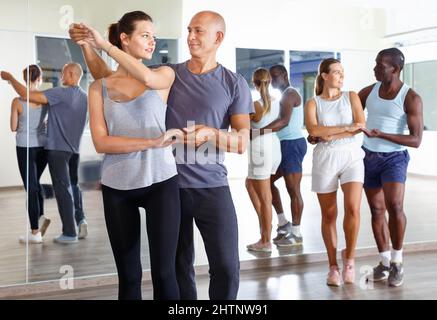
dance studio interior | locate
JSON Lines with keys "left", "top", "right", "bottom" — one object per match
{"left": 0, "top": 0, "right": 436, "bottom": 301}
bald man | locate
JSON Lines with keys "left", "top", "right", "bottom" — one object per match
{"left": 70, "top": 11, "right": 253, "bottom": 299}
{"left": 3, "top": 63, "right": 88, "bottom": 244}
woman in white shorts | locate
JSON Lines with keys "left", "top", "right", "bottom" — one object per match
{"left": 305, "top": 58, "right": 365, "bottom": 286}
{"left": 246, "top": 68, "right": 281, "bottom": 252}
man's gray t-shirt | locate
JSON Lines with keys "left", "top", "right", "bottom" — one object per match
{"left": 43, "top": 86, "right": 88, "bottom": 153}
{"left": 166, "top": 61, "right": 254, "bottom": 189}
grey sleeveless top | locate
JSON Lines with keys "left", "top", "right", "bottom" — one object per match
{"left": 100, "top": 79, "right": 177, "bottom": 190}
{"left": 16, "top": 99, "right": 48, "bottom": 148}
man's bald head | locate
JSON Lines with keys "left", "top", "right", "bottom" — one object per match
{"left": 62, "top": 63, "right": 83, "bottom": 86}
{"left": 191, "top": 11, "right": 226, "bottom": 35}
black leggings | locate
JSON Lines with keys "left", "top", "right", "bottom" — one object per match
{"left": 101, "top": 176, "right": 181, "bottom": 300}
{"left": 16, "top": 147, "right": 48, "bottom": 230}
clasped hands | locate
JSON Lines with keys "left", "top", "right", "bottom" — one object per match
{"left": 307, "top": 123, "right": 382, "bottom": 145}
{"left": 156, "top": 125, "right": 218, "bottom": 148}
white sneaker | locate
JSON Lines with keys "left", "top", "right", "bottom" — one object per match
{"left": 38, "top": 215, "right": 51, "bottom": 237}
{"left": 19, "top": 232, "right": 43, "bottom": 244}
{"left": 78, "top": 220, "right": 88, "bottom": 240}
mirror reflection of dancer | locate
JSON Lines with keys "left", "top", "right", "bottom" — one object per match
{"left": 246, "top": 68, "right": 281, "bottom": 253}
{"left": 2, "top": 63, "right": 88, "bottom": 244}
{"left": 266, "top": 65, "right": 306, "bottom": 247}
{"left": 305, "top": 58, "right": 365, "bottom": 286}
{"left": 81, "top": 11, "right": 184, "bottom": 300}
{"left": 359, "top": 48, "right": 423, "bottom": 287}
{"left": 2, "top": 65, "right": 50, "bottom": 244}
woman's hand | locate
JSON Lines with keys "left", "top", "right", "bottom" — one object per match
{"left": 153, "top": 129, "right": 185, "bottom": 148}
{"left": 345, "top": 123, "right": 364, "bottom": 133}
{"left": 75, "top": 23, "right": 109, "bottom": 51}
{"left": 1, "top": 71, "right": 13, "bottom": 82}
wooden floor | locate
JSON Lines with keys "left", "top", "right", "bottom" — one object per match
{"left": 12, "top": 250, "right": 437, "bottom": 300}
{"left": 1, "top": 174, "right": 436, "bottom": 287}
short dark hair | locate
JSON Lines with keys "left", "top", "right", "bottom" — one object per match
{"left": 269, "top": 64, "right": 288, "bottom": 78}
{"left": 378, "top": 48, "right": 405, "bottom": 71}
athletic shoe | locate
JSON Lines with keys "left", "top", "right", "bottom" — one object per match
{"left": 327, "top": 265, "right": 341, "bottom": 287}
{"left": 38, "top": 215, "right": 51, "bottom": 237}
{"left": 341, "top": 249, "right": 355, "bottom": 284}
{"left": 19, "top": 231, "right": 43, "bottom": 244}
{"left": 369, "top": 262, "right": 391, "bottom": 282}
{"left": 273, "top": 222, "right": 292, "bottom": 244}
{"left": 247, "top": 241, "right": 272, "bottom": 252}
{"left": 53, "top": 234, "right": 78, "bottom": 244}
{"left": 78, "top": 220, "right": 88, "bottom": 240}
{"left": 388, "top": 262, "right": 404, "bottom": 287}
{"left": 275, "top": 233, "right": 303, "bottom": 247}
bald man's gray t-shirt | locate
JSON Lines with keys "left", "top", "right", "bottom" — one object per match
{"left": 166, "top": 61, "right": 254, "bottom": 189}
{"left": 43, "top": 86, "right": 88, "bottom": 153}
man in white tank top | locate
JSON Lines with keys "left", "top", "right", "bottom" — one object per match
{"left": 358, "top": 48, "right": 423, "bottom": 287}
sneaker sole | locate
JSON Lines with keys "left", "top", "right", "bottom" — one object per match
{"left": 40, "top": 219, "right": 51, "bottom": 237}
{"left": 53, "top": 239, "right": 79, "bottom": 244}
{"left": 276, "top": 241, "right": 303, "bottom": 247}
{"left": 19, "top": 239, "right": 43, "bottom": 244}
{"left": 327, "top": 281, "right": 341, "bottom": 287}
{"left": 367, "top": 274, "right": 389, "bottom": 282}
{"left": 388, "top": 278, "right": 404, "bottom": 287}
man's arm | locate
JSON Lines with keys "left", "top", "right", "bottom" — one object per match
{"left": 69, "top": 24, "right": 112, "bottom": 79}
{"left": 1, "top": 72, "right": 48, "bottom": 105}
{"left": 358, "top": 84, "right": 374, "bottom": 110}
{"left": 260, "top": 88, "right": 301, "bottom": 134}
{"left": 364, "top": 89, "right": 423, "bottom": 148}
{"left": 184, "top": 114, "right": 251, "bottom": 154}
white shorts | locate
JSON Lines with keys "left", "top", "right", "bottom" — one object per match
{"left": 247, "top": 134, "right": 281, "bottom": 180}
{"left": 311, "top": 143, "right": 365, "bottom": 193}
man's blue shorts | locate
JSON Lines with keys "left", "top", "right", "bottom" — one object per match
{"left": 277, "top": 138, "right": 307, "bottom": 175}
{"left": 363, "top": 146, "right": 410, "bottom": 189}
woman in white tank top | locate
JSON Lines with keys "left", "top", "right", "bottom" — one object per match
{"left": 246, "top": 68, "right": 281, "bottom": 252}
{"left": 305, "top": 59, "right": 366, "bottom": 286}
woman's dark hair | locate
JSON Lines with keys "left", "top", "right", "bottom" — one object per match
{"left": 108, "top": 11, "right": 153, "bottom": 50}
{"left": 315, "top": 58, "right": 341, "bottom": 96}
{"left": 23, "top": 64, "right": 42, "bottom": 83}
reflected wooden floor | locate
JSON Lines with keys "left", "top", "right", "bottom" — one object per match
{"left": 13, "top": 250, "right": 437, "bottom": 300}
{"left": 0, "top": 174, "right": 436, "bottom": 287}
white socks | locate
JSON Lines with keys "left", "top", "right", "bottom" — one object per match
{"left": 277, "top": 213, "right": 288, "bottom": 227}
{"left": 379, "top": 248, "right": 403, "bottom": 266}
{"left": 380, "top": 251, "right": 391, "bottom": 267}
{"left": 392, "top": 249, "right": 403, "bottom": 263}
{"left": 291, "top": 225, "right": 301, "bottom": 237}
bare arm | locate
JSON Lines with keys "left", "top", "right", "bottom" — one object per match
{"left": 69, "top": 24, "right": 113, "bottom": 79}
{"left": 251, "top": 101, "right": 264, "bottom": 122}
{"left": 10, "top": 98, "right": 20, "bottom": 132}
{"left": 260, "top": 88, "right": 301, "bottom": 134}
{"left": 358, "top": 84, "right": 374, "bottom": 110}
{"left": 184, "top": 114, "right": 251, "bottom": 154}
{"left": 1, "top": 72, "right": 48, "bottom": 105}
{"left": 80, "top": 24, "right": 175, "bottom": 90}
{"left": 81, "top": 43, "right": 113, "bottom": 79}
{"left": 364, "top": 89, "right": 423, "bottom": 148}
{"left": 88, "top": 81, "right": 180, "bottom": 154}
{"left": 305, "top": 98, "right": 362, "bottom": 137}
